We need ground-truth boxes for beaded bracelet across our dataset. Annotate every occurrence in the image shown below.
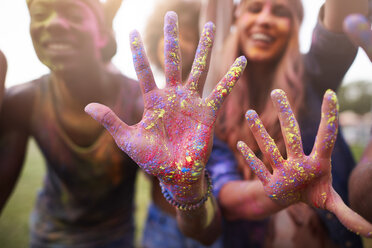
[160,171,213,211]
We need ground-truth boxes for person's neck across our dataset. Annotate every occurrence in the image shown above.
[246,61,277,109]
[51,63,113,109]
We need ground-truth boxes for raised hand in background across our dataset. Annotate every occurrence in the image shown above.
[237,89,372,238]
[85,11,246,205]
[344,14,372,61]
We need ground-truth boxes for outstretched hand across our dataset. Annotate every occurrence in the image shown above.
[0,50,7,109]
[237,89,372,238]
[343,14,372,61]
[85,12,246,204]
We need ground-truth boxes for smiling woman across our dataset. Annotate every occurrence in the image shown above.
[200,0,371,247]
[235,0,295,62]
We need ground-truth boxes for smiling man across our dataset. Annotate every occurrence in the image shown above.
[0,0,144,247]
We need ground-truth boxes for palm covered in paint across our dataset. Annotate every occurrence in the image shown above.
[85,12,246,203]
[238,89,372,237]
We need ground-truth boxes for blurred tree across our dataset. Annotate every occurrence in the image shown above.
[338,81,372,114]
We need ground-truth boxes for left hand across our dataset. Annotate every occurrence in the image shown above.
[85,12,246,204]
[237,89,372,238]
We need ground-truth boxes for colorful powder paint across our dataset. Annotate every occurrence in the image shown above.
[86,11,246,204]
[237,89,337,205]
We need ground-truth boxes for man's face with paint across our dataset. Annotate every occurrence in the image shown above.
[29,0,108,72]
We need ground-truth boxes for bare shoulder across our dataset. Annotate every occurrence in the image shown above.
[111,72,143,123]
[1,77,42,130]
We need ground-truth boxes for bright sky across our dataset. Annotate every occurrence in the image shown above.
[0,0,371,88]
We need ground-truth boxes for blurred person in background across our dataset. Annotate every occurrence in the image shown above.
[0,0,146,246]
[199,0,371,247]
[344,11,372,223]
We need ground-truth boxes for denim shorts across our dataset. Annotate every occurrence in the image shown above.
[142,204,223,248]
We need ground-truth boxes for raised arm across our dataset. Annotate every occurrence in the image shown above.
[0,129,29,214]
[348,135,372,223]
[343,12,372,223]
[0,50,6,108]
[0,63,32,214]
[324,0,368,32]
[200,0,235,96]
[237,89,372,238]
[85,12,246,244]
[199,0,233,50]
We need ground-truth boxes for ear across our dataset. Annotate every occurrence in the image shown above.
[234,2,242,19]
[97,28,110,49]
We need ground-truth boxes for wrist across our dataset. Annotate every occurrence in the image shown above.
[160,171,213,210]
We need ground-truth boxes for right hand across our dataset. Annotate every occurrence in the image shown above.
[85,12,246,204]
[343,14,372,61]
[0,50,7,108]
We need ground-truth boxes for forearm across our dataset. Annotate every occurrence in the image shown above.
[162,170,222,244]
[200,0,233,49]
[0,131,28,214]
[348,138,372,222]
[219,180,284,220]
[176,195,221,245]
[324,0,368,32]
[0,50,7,109]
[199,0,217,31]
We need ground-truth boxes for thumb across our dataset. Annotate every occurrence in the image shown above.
[326,188,372,238]
[85,103,132,148]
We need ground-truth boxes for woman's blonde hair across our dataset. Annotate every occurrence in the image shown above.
[214,0,304,179]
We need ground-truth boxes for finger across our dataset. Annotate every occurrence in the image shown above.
[85,103,133,151]
[205,56,246,116]
[245,110,284,169]
[326,188,372,238]
[237,141,271,184]
[186,22,215,95]
[164,11,182,87]
[312,90,338,159]
[343,14,372,61]
[271,89,304,158]
[0,51,7,108]
[130,30,157,94]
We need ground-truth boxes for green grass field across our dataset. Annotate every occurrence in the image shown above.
[0,140,370,247]
[0,139,151,247]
